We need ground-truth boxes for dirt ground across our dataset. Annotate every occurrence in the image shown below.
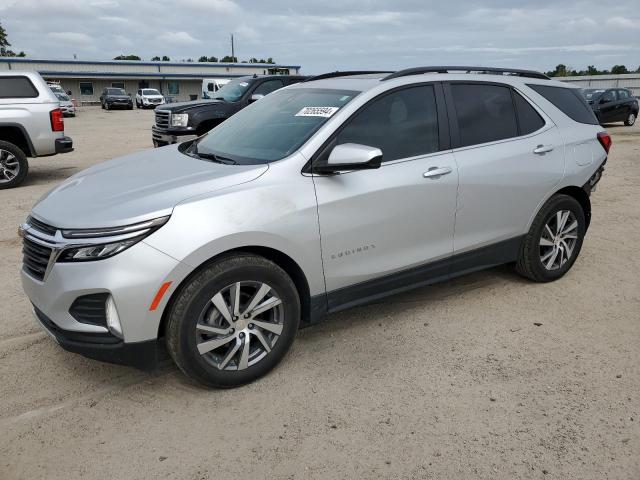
[0,107,638,480]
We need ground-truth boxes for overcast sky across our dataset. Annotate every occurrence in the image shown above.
[1,0,639,73]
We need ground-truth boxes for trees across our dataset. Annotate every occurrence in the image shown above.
[113,54,141,60]
[162,56,170,61]
[0,21,25,57]
[151,56,160,61]
[546,64,634,77]
[611,65,629,74]
[198,56,219,62]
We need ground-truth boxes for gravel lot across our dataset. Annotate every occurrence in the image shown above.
[0,106,638,479]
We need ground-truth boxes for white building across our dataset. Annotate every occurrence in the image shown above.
[0,58,302,104]
[557,73,640,97]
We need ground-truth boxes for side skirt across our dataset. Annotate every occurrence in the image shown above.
[305,235,524,325]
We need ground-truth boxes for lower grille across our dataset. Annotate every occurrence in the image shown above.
[34,306,120,345]
[155,110,170,129]
[69,293,109,328]
[22,237,52,281]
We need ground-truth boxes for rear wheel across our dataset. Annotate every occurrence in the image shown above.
[516,194,586,282]
[624,112,636,126]
[0,141,29,189]
[166,254,300,388]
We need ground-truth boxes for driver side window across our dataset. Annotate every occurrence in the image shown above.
[335,85,439,162]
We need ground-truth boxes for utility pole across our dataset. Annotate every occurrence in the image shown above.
[230,34,235,62]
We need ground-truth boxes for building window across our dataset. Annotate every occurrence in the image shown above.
[111,82,125,89]
[79,82,94,95]
[167,81,179,95]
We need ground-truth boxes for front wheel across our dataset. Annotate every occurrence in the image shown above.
[0,141,29,189]
[166,254,300,388]
[624,112,636,126]
[516,194,586,282]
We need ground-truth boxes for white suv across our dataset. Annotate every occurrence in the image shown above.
[19,67,609,387]
[135,88,165,109]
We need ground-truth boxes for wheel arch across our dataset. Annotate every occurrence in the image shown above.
[157,245,313,339]
[0,124,34,157]
[554,185,592,230]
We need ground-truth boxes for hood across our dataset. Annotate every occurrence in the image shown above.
[142,95,164,99]
[32,144,268,229]
[162,99,226,112]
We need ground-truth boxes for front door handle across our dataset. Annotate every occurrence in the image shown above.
[533,144,554,155]
[423,166,452,179]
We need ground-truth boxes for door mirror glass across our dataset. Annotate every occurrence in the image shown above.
[250,94,264,102]
[315,143,383,174]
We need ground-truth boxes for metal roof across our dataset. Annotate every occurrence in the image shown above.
[0,57,301,69]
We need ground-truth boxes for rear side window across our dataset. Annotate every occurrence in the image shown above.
[618,90,629,99]
[527,84,598,125]
[336,85,439,161]
[0,76,38,99]
[513,92,545,135]
[450,83,517,147]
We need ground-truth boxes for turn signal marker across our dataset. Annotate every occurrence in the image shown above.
[149,282,172,311]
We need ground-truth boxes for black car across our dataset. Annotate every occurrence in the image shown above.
[152,75,307,147]
[583,88,638,126]
[100,87,134,110]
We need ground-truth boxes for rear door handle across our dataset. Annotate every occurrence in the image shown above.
[533,144,554,155]
[423,166,453,179]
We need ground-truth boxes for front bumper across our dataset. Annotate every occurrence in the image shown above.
[55,136,73,154]
[151,125,196,147]
[21,238,190,367]
[34,306,158,370]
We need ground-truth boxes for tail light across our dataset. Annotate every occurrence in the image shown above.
[50,108,64,132]
[597,131,612,154]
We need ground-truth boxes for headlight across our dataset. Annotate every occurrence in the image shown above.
[171,113,189,127]
[57,216,169,262]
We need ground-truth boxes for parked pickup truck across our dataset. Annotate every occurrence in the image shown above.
[0,71,73,189]
[152,75,306,147]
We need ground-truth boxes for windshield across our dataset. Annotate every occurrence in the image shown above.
[107,88,126,95]
[55,93,70,101]
[143,89,161,95]
[582,89,605,100]
[211,78,252,102]
[190,87,359,164]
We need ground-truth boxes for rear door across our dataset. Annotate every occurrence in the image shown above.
[599,90,618,123]
[616,89,631,121]
[312,83,459,306]
[444,82,564,256]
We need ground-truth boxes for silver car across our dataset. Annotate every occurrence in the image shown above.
[19,67,610,387]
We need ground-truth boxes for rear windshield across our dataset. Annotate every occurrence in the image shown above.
[191,87,359,164]
[0,76,39,99]
[527,84,598,125]
[55,93,70,101]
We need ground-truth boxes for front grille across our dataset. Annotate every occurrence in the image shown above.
[27,216,57,236]
[155,110,170,129]
[69,293,109,328]
[22,237,52,281]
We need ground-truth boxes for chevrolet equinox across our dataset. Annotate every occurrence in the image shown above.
[19,67,610,387]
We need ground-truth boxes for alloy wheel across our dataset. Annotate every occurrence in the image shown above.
[628,113,636,125]
[539,210,578,271]
[0,149,20,184]
[196,281,284,371]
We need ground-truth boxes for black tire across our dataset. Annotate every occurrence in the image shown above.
[624,112,636,126]
[127,104,133,110]
[516,194,586,282]
[166,254,300,388]
[0,140,29,189]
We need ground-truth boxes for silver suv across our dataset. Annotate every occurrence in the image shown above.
[19,67,609,387]
[0,71,73,188]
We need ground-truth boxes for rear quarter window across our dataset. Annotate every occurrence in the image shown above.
[527,84,598,125]
[0,76,39,99]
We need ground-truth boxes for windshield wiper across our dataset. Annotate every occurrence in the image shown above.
[185,141,236,164]
[212,97,226,101]
[197,152,237,165]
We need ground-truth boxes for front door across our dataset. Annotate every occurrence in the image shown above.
[312,84,459,308]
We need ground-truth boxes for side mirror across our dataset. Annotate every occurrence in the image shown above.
[314,143,383,174]
[66,90,72,96]
[250,94,264,102]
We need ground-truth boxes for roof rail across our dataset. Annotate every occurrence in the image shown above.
[382,66,550,81]
[303,70,394,82]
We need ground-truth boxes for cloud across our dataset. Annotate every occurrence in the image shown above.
[47,32,95,46]
[177,0,239,14]
[606,16,640,29]
[160,31,201,45]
